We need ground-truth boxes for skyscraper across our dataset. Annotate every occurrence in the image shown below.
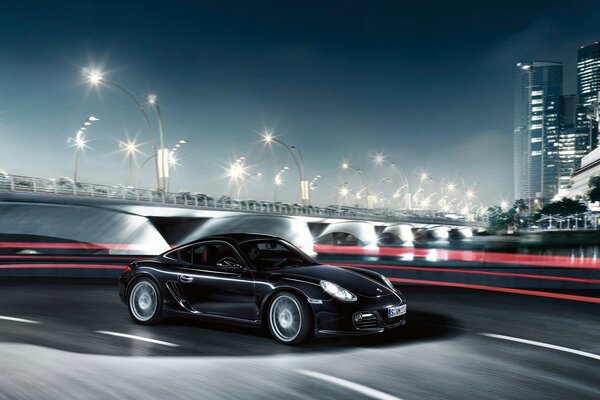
[558,94,592,192]
[513,62,563,201]
[574,42,600,163]
[577,42,600,108]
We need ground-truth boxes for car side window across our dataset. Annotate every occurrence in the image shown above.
[178,246,193,264]
[188,242,243,270]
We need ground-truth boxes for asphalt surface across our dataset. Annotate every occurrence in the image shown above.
[0,281,598,399]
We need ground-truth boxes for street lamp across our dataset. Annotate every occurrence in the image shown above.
[136,138,188,190]
[273,166,289,203]
[166,139,188,192]
[146,94,168,191]
[226,157,248,197]
[337,183,350,207]
[68,115,99,182]
[261,131,308,205]
[118,138,142,186]
[237,172,262,199]
[390,161,411,209]
[84,68,161,190]
[310,175,321,190]
[341,161,372,208]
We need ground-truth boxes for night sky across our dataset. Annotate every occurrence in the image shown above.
[1,0,599,206]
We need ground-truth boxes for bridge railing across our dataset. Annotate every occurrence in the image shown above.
[0,174,480,226]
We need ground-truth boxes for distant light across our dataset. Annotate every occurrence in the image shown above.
[261,131,274,143]
[75,137,86,148]
[84,121,92,126]
[147,94,158,105]
[373,153,385,164]
[227,162,246,180]
[257,172,262,177]
[87,116,100,121]
[341,162,349,169]
[339,187,349,197]
[169,152,178,166]
[87,69,103,85]
[175,143,181,148]
[118,139,141,156]
[178,139,188,144]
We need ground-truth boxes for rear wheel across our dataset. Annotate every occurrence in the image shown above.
[128,278,163,324]
[268,292,312,344]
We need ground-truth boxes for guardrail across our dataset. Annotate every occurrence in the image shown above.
[0,174,482,226]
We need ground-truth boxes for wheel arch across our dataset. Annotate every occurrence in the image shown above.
[125,271,162,302]
[260,286,316,328]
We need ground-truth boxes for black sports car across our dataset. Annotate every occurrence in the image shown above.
[119,233,407,344]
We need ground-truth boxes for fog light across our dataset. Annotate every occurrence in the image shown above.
[353,313,363,322]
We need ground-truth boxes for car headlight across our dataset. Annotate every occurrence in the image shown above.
[381,275,395,291]
[320,280,357,302]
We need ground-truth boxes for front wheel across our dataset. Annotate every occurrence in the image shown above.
[128,278,163,324]
[268,292,312,344]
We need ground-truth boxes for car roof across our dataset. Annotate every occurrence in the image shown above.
[187,232,282,245]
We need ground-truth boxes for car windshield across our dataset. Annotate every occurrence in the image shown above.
[239,239,316,270]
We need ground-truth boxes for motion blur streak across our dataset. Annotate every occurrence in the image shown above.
[0,242,149,250]
[95,331,179,347]
[388,277,600,303]
[315,245,600,268]
[0,315,40,324]
[297,370,402,400]
[0,255,140,260]
[481,333,600,361]
[0,263,126,270]
[2,241,600,269]
[329,262,600,284]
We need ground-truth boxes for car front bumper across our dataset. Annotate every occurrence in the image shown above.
[311,291,406,336]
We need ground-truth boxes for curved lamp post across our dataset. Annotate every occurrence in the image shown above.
[237,172,262,199]
[341,162,373,208]
[68,115,99,182]
[85,69,161,190]
[261,132,308,205]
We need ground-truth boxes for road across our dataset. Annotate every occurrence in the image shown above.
[0,282,598,399]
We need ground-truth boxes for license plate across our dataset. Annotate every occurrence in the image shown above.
[388,304,407,318]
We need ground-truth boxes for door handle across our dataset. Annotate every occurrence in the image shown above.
[179,274,193,283]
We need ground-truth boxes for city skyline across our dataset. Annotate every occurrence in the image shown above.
[513,41,600,203]
[2,1,600,206]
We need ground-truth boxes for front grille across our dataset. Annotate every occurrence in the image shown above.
[353,312,382,330]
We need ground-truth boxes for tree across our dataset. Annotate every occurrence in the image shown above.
[486,206,516,232]
[590,187,600,202]
[588,176,600,189]
[537,197,587,217]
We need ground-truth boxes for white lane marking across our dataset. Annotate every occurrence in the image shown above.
[95,331,179,347]
[481,333,600,361]
[0,315,40,324]
[297,369,402,400]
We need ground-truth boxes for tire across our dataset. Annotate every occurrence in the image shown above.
[267,291,312,345]
[128,278,163,325]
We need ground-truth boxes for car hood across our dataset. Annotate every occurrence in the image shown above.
[269,264,393,298]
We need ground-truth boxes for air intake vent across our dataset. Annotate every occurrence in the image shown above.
[353,312,382,330]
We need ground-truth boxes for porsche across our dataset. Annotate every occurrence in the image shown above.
[119,233,406,344]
